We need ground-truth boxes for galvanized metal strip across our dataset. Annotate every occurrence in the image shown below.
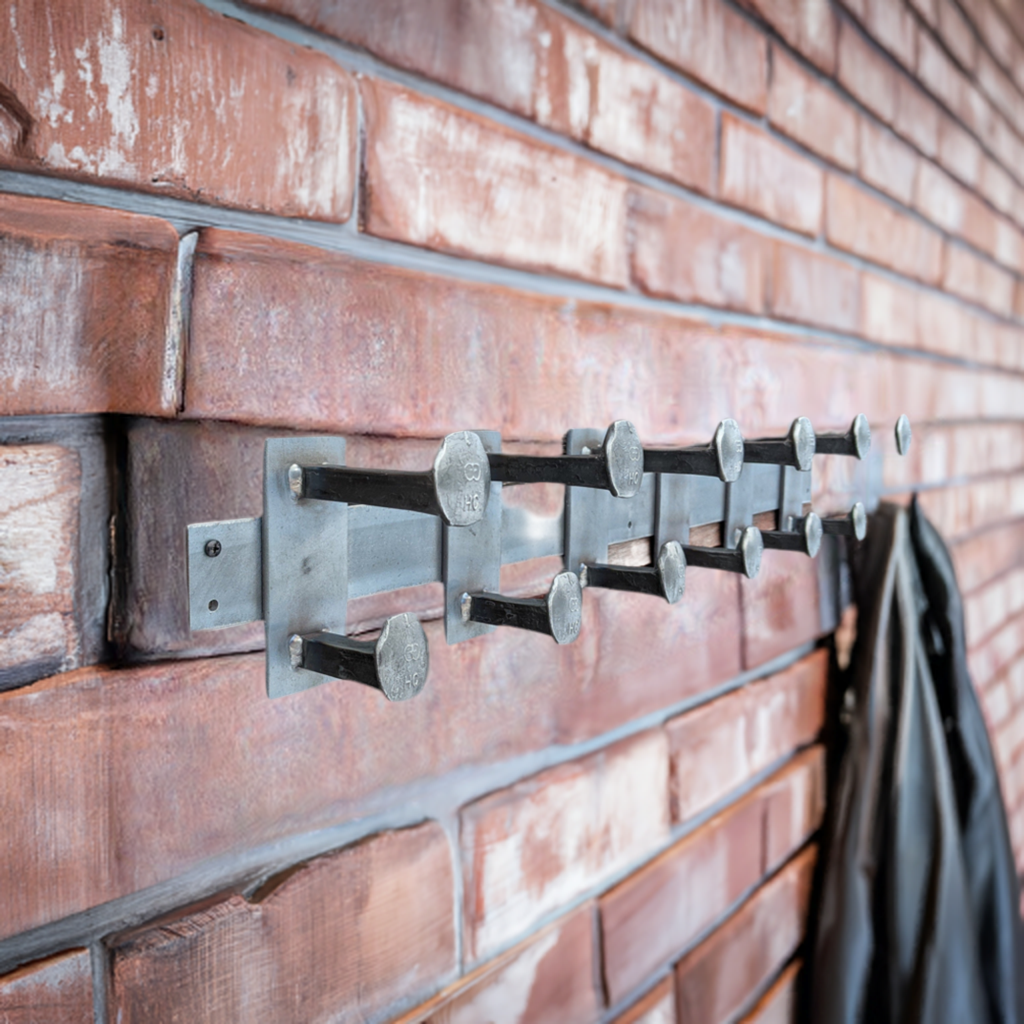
[187,516,262,630]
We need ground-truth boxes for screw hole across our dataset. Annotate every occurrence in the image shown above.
[208,599,219,612]
[627,520,633,530]
[152,26,165,39]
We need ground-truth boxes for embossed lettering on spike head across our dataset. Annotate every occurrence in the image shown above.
[433,431,491,527]
[789,417,816,472]
[375,613,429,701]
[714,418,744,483]
[740,527,763,579]
[602,420,644,498]
[657,541,687,604]
[547,571,583,644]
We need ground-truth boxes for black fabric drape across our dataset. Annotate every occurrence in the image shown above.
[808,500,1023,1024]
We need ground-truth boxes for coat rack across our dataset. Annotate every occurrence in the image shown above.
[187,415,912,699]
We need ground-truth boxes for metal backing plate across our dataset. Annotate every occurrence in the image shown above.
[264,436,348,698]
[443,430,502,643]
[187,516,262,630]
[564,428,613,573]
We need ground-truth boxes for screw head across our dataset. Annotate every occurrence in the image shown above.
[714,419,744,483]
[375,613,429,701]
[204,539,222,558]
[547,571,583,645]
[895,414,912,456]
[789,417,816,472]
[657,541,687,604]
[803,512,823,558]
[850,414,871,460]
[850,501,868,541]
[740,527,763,579]
[287,463,304,498]
[433,431,491,527]
[603,420,643,498]
[288,634,304,670]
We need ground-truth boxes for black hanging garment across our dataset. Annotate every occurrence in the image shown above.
[808,499,1024,1024]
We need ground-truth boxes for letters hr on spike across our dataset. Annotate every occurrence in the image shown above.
[187,414,911,700]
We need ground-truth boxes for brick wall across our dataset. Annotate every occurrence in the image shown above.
[1,0,1023,1020]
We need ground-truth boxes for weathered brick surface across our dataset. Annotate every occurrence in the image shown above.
[0,949,93,1024]
[599,747,824,1005]
[916,473,1024,539]
[461,730,670,962]
[965,566,1024,647]
[110,824,456,1024]
[742,550,823,669]
[361,80,630,286]
[768,48,856,169]
[838,19,898,123]
[859,118,919,205]
[668,650,827,823]
[0,0,355,219]
[719,115,824,235]
[739,0,837,72]
[952,520,1024,593]
[674,846,815,1024]
[0,445,81,688]
[394,905,602,1024]
[628,0,768,112]
[0,193,176,418]
[612,976,676,1024]
[826,175,944,284]
[737,960,801,1023]
[768,242,861,333]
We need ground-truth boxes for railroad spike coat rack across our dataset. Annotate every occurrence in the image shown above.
[187,414,912,700]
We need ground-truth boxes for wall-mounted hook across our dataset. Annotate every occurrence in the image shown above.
[895,415,912,455]
[684,526,763,579]
[292,431,490,527]
[643,419,744,483]
[461,571,583,644]
[804,501,867,541]
[761,512,823,557]
[580,540,686,604]
[488,421,643,498]
[815,414,871,459]
[743,417,815,471]
[289,613,429,701]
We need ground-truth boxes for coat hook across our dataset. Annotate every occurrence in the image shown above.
[743,417,815,471]
[761,511,823,556]
[487,421,643,498]
[683,526,763,579]
[643,419,744,483]
[580,541,686,604]
[461,571,583,644]
[815,413,871,459]
[291,431,490,527]
[895,415,912,455]
[800,502,867,541]
[289,613,429,701]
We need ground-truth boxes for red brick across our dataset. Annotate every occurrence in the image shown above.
[965,566,1024,647]
[909,0,938,25]
[916,473,1024,539]
[0,0,355,219]
[719,115,823,235]
[938,118,984,187]
[612,976,676,1024]
[993,216,1024,273]
[629,189,768,313]
[0,445,81,688]
[742,549,822,669]
[914,160,971,236]
[461,730,669,961]
[110,824,455,1024]
[599,748,823,1005]
[914,290,976,359]
[768,47,856,169]
[0,949,93,1024]
[978,50,1022,129]
[959,0,1017,69]
[855,0,918,68]
[937,0,978,70]
[397,906,602,1024]
[668,650,827,823]
[953,520,1024,593]
[0,193,176,417]
[860,273,918,347]
[859,119,919,205]
[361,80,629,287]
[943,244,1015,316]
[826,175,943,283]
[838,20,898,123]
[738,960,801,1023]
[895,77,941,156]
[576,0,619,24]
[917,30,967,116]
[675,847,815,1024]
[738,0,838,73]
[628,0,769,112]
[768,242,861,333]
[969,611,1024,690]
[761,749,826,870]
